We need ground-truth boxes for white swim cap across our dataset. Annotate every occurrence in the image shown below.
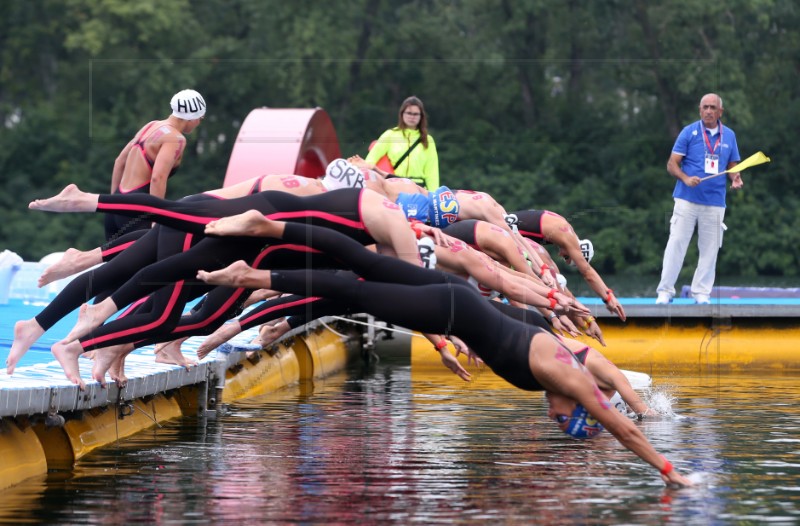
[579,239,594,263]
[563,238,595,267]
[322,158,366,191]
[170,89,206,120]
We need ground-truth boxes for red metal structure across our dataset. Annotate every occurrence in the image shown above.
[223,107,342,188]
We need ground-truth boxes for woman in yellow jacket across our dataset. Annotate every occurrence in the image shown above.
[365,96,439,191]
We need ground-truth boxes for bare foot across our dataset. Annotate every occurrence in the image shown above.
[90,344,135,387]
[108,353,129,387]
[6,319,45,375]
[257,319,291,347]
[155,338,196,368]
[28,184,98,213]
[204,210,282,237]
[197,260,257,288]
[108,362,128,387]
[243,288,280,307]
[38,247,101,286]
[65,301,115,342]
[51,340,86,390]
[197,322,242,359]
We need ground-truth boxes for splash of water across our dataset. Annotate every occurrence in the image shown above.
[685,471,712,486]
[645,388,682,419]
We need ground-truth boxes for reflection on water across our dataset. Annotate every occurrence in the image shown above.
[1,356,799,525]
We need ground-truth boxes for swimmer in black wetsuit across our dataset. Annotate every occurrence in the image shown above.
[6,194,214,375]
[161,215,585,363]
[10,177,300,375]
[28,182,422,383]
[12,169,355,379]
[30,183,420,265]
[189,215,690,486]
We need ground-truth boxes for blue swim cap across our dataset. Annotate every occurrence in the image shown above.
[428,186,460,227]
[396,193,430,223]
[556,403,605,439]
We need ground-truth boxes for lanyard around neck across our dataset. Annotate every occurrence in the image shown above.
[700,122,722,154]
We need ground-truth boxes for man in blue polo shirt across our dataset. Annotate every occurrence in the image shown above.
[656,93,742,305]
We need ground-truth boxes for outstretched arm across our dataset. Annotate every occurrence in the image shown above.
[572,344,650,415]
[530,332,690,486]
[562,238,625,321]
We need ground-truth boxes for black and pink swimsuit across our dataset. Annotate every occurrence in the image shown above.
[510,210,561,245]
[104,123,180,240]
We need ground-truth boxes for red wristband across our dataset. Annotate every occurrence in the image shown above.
[409,220,423,240]
[547,288,557,299]
[541,264,549,276]
[549,298,557,310]
[659,455,673,476]
[435,339,448,351]
[603,289,614,304]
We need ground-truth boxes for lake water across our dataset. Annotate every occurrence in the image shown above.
[1,346,798,525]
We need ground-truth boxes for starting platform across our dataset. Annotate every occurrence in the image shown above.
[0,317,363,491]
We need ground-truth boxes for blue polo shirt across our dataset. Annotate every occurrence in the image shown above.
[672,120,740,207]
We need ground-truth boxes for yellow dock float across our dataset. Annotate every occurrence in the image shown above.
[4,298,800,491]
[0,318,361,491]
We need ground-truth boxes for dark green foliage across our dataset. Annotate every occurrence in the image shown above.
[1,0,798,285]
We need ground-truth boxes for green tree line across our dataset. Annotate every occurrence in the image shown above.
[1,0,798,292]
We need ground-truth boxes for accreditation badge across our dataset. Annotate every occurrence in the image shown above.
[705,153,720,174]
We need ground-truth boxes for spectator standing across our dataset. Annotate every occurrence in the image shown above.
[365,96,439,191]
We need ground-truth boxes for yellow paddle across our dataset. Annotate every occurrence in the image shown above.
[700,151,771,181]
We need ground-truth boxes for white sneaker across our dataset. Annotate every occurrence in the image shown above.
[655,292,672,305]
[694,294,710,305]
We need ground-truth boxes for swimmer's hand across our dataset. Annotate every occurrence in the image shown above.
[603,293,627,322]
[583,320,606,346]
[450,335,483,367]
[552,315,581,338]
[346,155,370,169]
[437,343,471,381]
[417,224,449,247]
[554,294,591,315]
[662,469,693,487]
[538,271,557,289]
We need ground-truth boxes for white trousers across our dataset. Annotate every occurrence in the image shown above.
[657,198,726,298]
